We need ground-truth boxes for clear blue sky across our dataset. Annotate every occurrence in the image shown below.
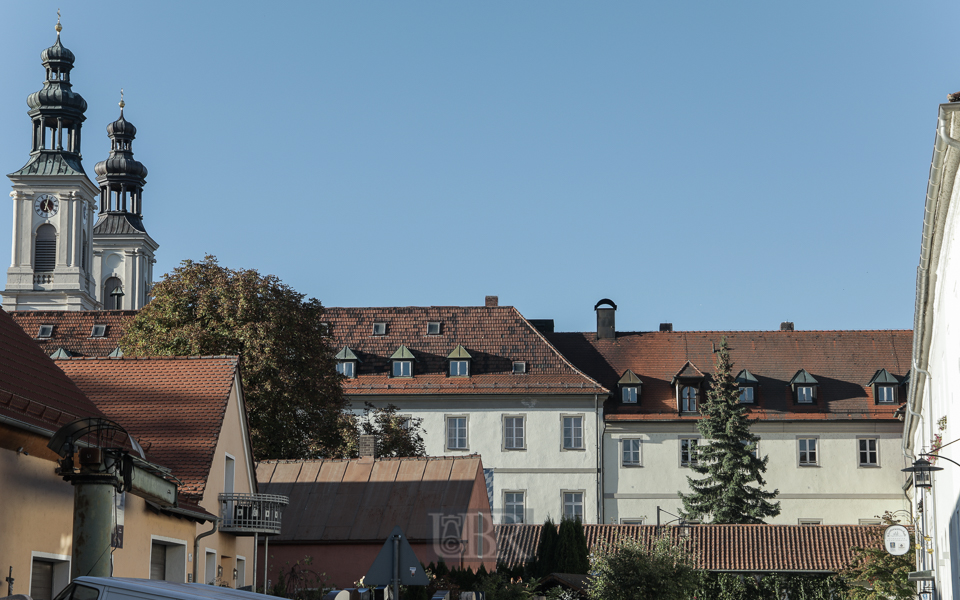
[0,2,953,332]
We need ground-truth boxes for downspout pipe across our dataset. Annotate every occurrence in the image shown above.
[193,519,219,584]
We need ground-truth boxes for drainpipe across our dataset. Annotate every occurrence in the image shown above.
[596,394,602,524]
[193,519,219,584]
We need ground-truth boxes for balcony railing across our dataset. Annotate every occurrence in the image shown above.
[218,493,289,535]
[34,273,53,286]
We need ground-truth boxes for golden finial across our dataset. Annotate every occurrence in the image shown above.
[56,9,62,35]
[119,88,125,115]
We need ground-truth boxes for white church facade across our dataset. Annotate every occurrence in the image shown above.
[2,24,157,312]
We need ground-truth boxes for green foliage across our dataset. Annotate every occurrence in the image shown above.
[346,402,426,458]
[841,512,916,600]
[476,573,541,600]
[587,534,698,600]
[120,256,347,459]
[534,518,560,577]
[692,572,847,600]
[554,517,589,574]
[266,557,332,600]
[679,337,780,524]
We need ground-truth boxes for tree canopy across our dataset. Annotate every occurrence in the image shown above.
[679,337,780,524]
[120,255,347,459]
[588,534,698,600]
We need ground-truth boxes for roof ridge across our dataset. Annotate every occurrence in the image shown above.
[511,307,608,393]
[55,354,239,361]
[558,329,914,334]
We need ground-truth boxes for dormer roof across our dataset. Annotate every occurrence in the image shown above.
[389,345,416,361]
[866,368,899,386]
[447,345,472,360]
[618,370,642,385]
[672,361,705,384]
[335,346,360,361]
[788,369,819,386]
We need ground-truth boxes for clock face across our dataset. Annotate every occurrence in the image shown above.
[34,194,59,218]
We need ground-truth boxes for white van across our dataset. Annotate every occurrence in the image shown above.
[54,578,273,600]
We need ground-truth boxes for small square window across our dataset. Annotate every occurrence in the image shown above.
[859,438,879,466]
[797,386,814,404]
[449,360,469,377]
[563,416,584,450]
[622,387,638,404]
[680,437,699,467]
[512,361,527,374]
[739,387,754,403]
[392,360,412,377]
[37,324,54,338]
[503,492,525,524]
[426,322,441,335]
[622,439,641,467]
[372,322,387,336]
[446,416,468,450]
[504,416,525,450]
[877,385,896,403]
[798,438,818,466]
[90,324,107,338]
[336,361,355,378]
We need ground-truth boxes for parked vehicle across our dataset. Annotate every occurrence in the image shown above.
[54,578,271,600]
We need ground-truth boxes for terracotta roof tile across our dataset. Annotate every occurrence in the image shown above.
[546,330,911,421]
[0,308,108,435]
[55,356,239,503]
[10,310,135,357]
[325,306,605,395]
[496,524,883,572]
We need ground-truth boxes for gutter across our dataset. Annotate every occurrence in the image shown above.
[193,519,219,584]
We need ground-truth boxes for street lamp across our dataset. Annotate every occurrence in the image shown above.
[902,457,944,489]
[656,506,691,538]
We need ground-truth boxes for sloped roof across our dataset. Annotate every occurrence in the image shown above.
[10,310,136,357]
[10,150,86,176]
[496,524,884,572]
[324,306,605,395]
[257,455,485,542]
[546,330,911,421]
[0,306,109,436]
[56,356,240,503]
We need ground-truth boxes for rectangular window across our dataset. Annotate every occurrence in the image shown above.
[798,438,818,466]
[90,324,107,338]
[392,360,412,377]
[680,438,699,467]
[877,386,896,403]
[336,361,355,378]
[797,386,814,404]
[503,416,525,450]
[622,439,641,466]
[622,387,638,403]
[859,438,879,466]
[621,519,644,525]
[562,491,584,520]
[562,416,583,450]
[504,492,525,524]
[372,322,387,336]
[38,325,53,338]
[446,416,468,450]
[681,386,698,412]
[799,519,823,525]
[512,361,526,374]
[739,387,754,403]
[449,360,469,376]
[741,439,758,458]
[859,519,882,525]
[427,321,441,335]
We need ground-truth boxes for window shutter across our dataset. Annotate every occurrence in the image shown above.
[35,225,56,272]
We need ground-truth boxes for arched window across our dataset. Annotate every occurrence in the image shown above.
[104,277,123,310]
[35,224,56,272]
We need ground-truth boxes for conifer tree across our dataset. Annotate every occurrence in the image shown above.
[534,517,559,576]
[679,337,780,524]
[555,517,590,574]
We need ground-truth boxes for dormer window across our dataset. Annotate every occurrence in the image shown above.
[789,369,819,405]
[427,322,442,335]
[335,347,360,379]
[672,361,705,413]
[618,370,642,404]
[735,369,759,404]
[447,345,472,377]
[372,322,387,336]
[512,361,527,374]
[37,325,54,339]
[90,324,107,338]
[867,368,900,404]
[390,345,415,377]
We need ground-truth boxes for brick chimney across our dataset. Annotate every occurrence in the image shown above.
[485,296,498,307]
[359,434,376,462]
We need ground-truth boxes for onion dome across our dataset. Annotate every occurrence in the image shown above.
[94,109,148,180]
[25,20,87,119]
[40,36,75,66]
[106,111,137,140]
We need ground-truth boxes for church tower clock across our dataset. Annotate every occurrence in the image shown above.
[2,18,98,310]
[91,94,158,310]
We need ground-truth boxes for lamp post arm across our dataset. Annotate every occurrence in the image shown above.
[920,452,960,470]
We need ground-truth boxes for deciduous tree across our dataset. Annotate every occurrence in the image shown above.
[587,534,698,600]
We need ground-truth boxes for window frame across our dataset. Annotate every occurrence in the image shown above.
[392,360,412,378]
[797,437,819,467]
[502,490,526,524]
[90,324,107,338]
[561,414,585,451]
[445,415,469,451]
[426,321,441,335]
[502,414,526,451]
[372,322,387,336]
[739,386,755,404]
[798,519,823,525]
[679,436,699,467]
[336,361,356,378]
[858,437,879,467]
[621,438,642,467]
[681,385,698,412]
[796,385,815,404]
[512,361,527,374]
[38,324,54,339]
[561,490,585,520]
[622,386,639,404]
[449,360,470,377]
[876,385,897,404]
[620,518,645,525]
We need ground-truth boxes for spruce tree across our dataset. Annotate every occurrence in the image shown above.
[534,517,559,576]
[679,337,781,524]
[554,516,590,574]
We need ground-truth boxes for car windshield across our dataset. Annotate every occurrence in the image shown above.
[54,584,99,600]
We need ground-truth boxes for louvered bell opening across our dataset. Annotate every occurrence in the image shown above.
[35,225,56,272]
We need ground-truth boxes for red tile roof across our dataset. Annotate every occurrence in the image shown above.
[257,455,486,542]
[9,310,135,357]
[0,307,109,435]
[325,306,605,395]
[546,330,911,421]
[55,356,240,503]
[497,524,884,572]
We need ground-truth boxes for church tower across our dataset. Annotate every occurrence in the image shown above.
[91,95,158,310]
[2,18,99,310]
